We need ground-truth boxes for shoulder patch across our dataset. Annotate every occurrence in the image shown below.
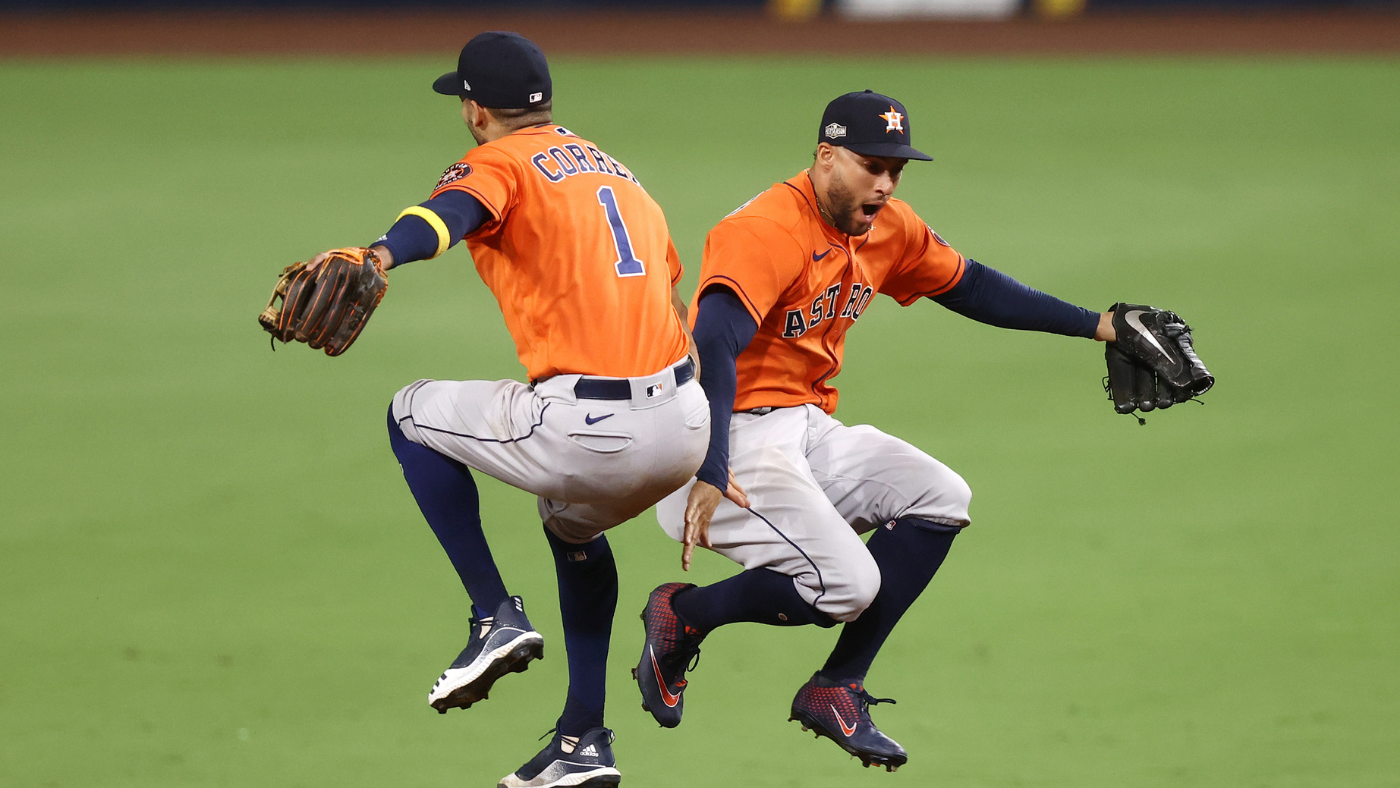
[927,224,951,247]
[435,162,473,190]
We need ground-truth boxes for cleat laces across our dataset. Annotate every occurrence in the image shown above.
[853,686,896,717]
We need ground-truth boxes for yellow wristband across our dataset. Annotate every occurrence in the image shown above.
[396,206,452,260]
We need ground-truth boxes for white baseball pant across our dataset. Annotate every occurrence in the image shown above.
[656,404,971,622]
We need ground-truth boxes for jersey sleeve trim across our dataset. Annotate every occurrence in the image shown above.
[894,254,967,306]
[697,274,765,328]
[396,206,451,259]
[432,183,503,229]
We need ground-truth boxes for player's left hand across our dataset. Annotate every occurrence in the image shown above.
[681,469,749,571]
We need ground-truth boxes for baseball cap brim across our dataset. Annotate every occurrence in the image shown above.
[433,71,465,96]
[843,141,933,162]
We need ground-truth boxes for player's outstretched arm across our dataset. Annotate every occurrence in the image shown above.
[930,259,1102,338]
[927,261,1211,418]
[303,191,488,275]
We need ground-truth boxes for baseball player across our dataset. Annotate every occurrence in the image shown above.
[633,90,1206,772]
[301,33,708,788]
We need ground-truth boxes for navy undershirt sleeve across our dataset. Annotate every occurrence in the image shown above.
[371,190,488,268]
[692,289,759,491]
[932,259,1099,338]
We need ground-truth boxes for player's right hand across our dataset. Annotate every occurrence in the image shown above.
[681,470,749,572]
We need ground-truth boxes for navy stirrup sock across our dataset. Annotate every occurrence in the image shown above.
[545,526,617,736]
[387,408,509,616]
[819,518,961,685]
[672,567,837,632]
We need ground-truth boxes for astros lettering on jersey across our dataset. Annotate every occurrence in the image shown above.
[694,172,965,413]
[430,125,689,382]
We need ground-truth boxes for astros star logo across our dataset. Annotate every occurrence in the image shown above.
[880,107,904,133]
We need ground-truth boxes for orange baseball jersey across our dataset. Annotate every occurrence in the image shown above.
[430,125,688,381]
[694,172,965,414]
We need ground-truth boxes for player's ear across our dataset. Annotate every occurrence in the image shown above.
[463,99,484,130]
[814,143,836,172]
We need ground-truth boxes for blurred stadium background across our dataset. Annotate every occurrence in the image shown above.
[1,1,1396,788]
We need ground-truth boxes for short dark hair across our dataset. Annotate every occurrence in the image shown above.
[484,101,554,130]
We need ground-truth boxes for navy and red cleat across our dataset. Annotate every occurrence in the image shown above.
[789,673,907,772]
[631,582,705,728]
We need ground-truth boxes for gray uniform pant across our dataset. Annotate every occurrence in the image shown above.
[393,359,710,543]
[656,405,971,622]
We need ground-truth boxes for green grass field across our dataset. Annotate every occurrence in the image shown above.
[2,55,1397,787]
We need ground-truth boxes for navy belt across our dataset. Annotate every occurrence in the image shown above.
[574,358,694,401]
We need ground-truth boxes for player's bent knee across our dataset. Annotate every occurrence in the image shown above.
[905,465,973,528]
[818,556,882,623]
[945,472,973,520]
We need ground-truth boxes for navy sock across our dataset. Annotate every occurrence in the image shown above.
[545,526,617,736]
[672,568,837,633]
[387,407,509,616]
[819,519,960,684]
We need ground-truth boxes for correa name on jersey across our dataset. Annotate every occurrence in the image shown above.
[530,128,640,186]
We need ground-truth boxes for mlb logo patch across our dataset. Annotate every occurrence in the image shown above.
[646,382,665,398]
[529,91,544,103]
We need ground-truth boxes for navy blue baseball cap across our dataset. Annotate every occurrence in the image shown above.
[818,90,931,161]
[432,31,552,110]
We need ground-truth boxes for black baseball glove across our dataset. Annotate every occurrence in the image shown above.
[1103,302,1213,422]
[258,247,388,357]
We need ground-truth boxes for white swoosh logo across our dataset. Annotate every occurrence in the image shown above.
[1124,310,1170,359]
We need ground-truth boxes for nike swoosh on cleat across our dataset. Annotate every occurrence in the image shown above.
[650,646,682,707]
[584,413,614,425]
[1124,310,1171,359]
[812,250,831,262]
[832,705,858,737]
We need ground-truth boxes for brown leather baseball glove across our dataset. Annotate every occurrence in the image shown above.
[258,247,388,357]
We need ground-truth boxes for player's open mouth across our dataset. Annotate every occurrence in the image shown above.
[860,203,883,218]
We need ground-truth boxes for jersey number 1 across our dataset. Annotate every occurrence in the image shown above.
[597,186,645,278]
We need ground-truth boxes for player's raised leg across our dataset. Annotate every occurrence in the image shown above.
[807,419,969,687]
[642,406,877,727]
[788,418,970,769]
[387,408,545,713]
